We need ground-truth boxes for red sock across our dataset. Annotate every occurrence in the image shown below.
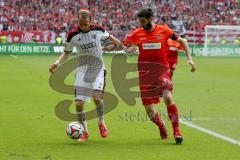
[167,104,179,130]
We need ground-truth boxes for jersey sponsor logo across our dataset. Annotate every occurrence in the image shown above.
[80,42,97,50]
[142,43,161,50]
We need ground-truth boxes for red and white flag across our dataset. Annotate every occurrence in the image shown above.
[23,32,34,43]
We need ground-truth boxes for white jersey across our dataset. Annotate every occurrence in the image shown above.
[64,25,110,73]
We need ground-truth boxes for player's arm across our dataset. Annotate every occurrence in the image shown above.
[123,45,137,55]
[49,51,70,73]
[174,36,196,72]
[103,35,123,51]
[49,35,74,73]
[122,31,138,55]
[49,31,75,73]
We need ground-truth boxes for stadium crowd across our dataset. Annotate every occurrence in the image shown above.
[0,0,239,40]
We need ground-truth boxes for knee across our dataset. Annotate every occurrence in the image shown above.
[76,101,84,111]
[163,92,174,106]
[164,98,171,106]
[145,107,155,121]
[93,92,103,106]
[93,97,102,106]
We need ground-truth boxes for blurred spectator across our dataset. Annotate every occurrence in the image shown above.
[0,33,7,43]
[56,35,63,44]
[0,0,239,41]
[0,23,3,31]
[31,35,37,43]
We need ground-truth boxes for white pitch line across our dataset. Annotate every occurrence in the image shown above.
[180,119,240,146]
[10,55,18,59]
[191,117,240,121]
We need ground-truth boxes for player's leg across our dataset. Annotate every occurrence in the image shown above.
[74,71,92,141]
[169,69,174,78]
[76,100,87,131]
[142,98,168,139]
[92,90,109,138]
[92,70,109,138]
[93,91,105,125]
[75,100,89,141]
[139,68,168,139]
[163,91,183,144]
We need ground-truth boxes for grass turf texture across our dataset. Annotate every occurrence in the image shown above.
[0,55,240,160]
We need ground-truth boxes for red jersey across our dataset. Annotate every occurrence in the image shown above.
[123,25,176,105]
[167,39,184,64]
[123,24,174,67]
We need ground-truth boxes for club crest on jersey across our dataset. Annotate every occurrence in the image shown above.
[156,34,161,40]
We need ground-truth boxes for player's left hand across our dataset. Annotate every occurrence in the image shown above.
[49,63,58,73]
[188,60,196,72]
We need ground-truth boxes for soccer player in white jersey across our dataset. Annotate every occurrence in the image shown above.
[49,9,122,142]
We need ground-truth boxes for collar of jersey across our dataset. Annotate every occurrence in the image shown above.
[143,24,157,33]
[77,25,95,33]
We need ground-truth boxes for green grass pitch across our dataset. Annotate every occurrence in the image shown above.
[0,55,240,160]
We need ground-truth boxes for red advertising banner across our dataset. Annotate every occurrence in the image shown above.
[0,31,54,43]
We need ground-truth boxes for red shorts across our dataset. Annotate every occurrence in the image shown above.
[139,71,173,106]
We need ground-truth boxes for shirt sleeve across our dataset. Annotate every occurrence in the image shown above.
[164,25,179,40]
[170,33,179,40]
[178,43,184,50]
[164,25,174,38]
[64,41,74,53]
[99,30,110,40]
[64,32,75,53]
[122,30,138,47]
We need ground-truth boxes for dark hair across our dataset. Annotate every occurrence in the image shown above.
[137,8,153,19]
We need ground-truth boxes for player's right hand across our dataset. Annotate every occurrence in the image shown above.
[103,43,117,51]
[124,46,137,56]
[188,60,196,72]
[49,63,58,73]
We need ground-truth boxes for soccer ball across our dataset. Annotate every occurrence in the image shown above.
[66,122,84,139]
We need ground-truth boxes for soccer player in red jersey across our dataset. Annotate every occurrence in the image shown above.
[167,31,185,78]
[123,8,196,144]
